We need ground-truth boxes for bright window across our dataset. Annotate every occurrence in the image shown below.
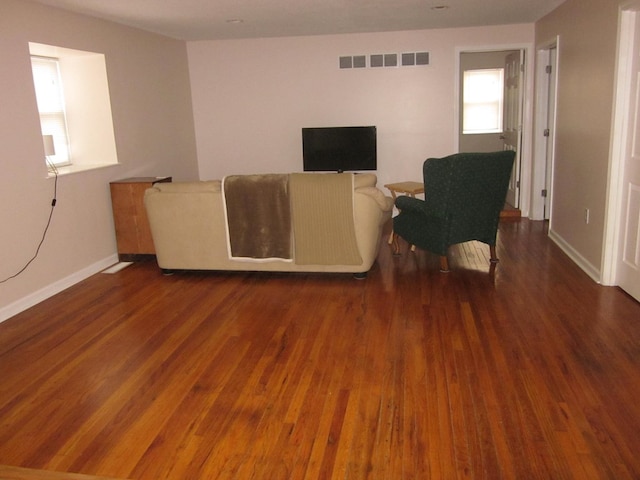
[463,68,504,134]
[31,56,71,167]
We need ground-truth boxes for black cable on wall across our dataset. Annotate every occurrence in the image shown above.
[0,162,58,284]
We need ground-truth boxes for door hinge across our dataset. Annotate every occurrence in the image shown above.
[544,128,550,137]
[542,189,548,197]
[516,180,521,188]
[546,64,552,74]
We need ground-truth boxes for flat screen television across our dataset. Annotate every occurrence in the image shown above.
[302,126,377,172]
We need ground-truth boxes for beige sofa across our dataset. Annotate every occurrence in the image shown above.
[144,173,393,277]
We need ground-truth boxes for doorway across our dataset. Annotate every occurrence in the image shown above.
[458,49,525,210]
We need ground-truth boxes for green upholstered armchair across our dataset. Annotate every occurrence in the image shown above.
[392,151,515,272]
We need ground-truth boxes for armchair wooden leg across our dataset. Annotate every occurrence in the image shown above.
[391,233,401,256]
[439,256,450,273]
[489,245,499,264]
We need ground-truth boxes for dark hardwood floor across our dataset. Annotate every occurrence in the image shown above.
[1,219,639,479]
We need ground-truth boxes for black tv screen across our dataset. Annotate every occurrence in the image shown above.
[302,126,377,172]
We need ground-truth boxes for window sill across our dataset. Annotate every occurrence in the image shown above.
[462,131,504,135]
[47,163,119,178]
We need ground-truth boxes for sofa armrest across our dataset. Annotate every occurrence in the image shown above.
[353,186,393,266]
[356,186,394,211]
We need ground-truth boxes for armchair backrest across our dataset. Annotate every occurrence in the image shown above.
[422,150,515,245]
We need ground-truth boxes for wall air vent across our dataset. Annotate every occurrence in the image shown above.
[415,52,430,65]
[339,56,353,69]
[370,54,384,68]
[384,53,398,67]
[340,51,430,69]
[339,55,368,69]
[402,53,415,66]
[401,52,430,66]
[353,55,366,68]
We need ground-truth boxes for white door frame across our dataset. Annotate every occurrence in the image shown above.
[531,38,560,222]
[602,1,640,285]
[454,43,534,218]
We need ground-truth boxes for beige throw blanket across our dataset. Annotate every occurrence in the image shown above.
[289,173,362,265]
[223,174,292,260]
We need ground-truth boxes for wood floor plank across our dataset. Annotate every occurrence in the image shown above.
[0,465,128,480]
[1,220,640,479]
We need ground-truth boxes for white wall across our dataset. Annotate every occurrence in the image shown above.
[188,24,534,190]
[0,0,199,321]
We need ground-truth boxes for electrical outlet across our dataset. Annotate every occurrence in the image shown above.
[584,208,590,224]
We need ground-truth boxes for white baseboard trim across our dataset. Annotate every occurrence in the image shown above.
[0,254,119,324]
[548,229,601,283]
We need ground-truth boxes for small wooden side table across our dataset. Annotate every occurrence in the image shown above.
[384,181,425,251]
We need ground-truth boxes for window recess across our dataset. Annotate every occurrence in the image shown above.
[29,42,118,176]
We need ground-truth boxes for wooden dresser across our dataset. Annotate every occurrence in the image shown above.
[109,176,171,259]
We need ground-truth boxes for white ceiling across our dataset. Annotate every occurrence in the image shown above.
[31,0,566,41]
